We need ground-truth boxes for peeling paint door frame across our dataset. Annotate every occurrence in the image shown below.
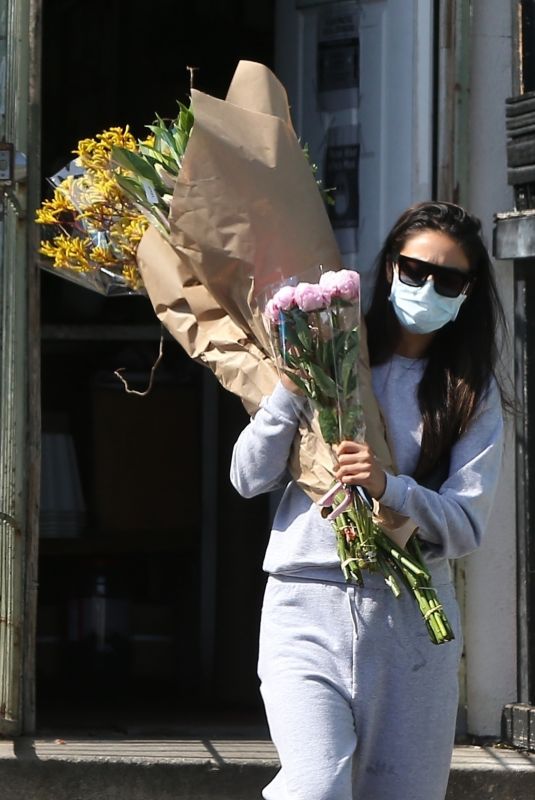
[434,0,473,738]
[0,0,41,736]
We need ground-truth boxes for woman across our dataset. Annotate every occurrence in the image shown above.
[230,202,506,800]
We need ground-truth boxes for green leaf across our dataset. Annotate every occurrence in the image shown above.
[114,173,148,204]
[282,370,311,398]
[315,338,326,369]
[178,102,194,133]
[146,123,165,138]
[283,352,301,370]
[154,112,169,131]
[340,344,359,395]
[146,120,175,157]
[318,407,339,444]
[139,146,179,176]
[141,103,193,173]
[278,316,300,351]
[333,329,347,358]
[308,363,338,399]
[293,312,313,351]
[111,146,163,188]
[340,406,363,440]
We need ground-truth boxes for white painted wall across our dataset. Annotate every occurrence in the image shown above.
[276,0,518,740]
[463,0,517,737]
[275,0,434,307]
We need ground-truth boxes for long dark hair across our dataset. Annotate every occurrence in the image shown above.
[365,201,508,482]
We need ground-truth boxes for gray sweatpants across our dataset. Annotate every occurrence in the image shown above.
[258,574,463,800]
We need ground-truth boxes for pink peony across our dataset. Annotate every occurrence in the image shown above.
[319,269,360,302]
[272,285,296,311]
[264,298,280,323]
[294,282,328,312]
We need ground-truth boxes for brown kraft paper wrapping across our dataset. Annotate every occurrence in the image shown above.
[136,61,416,548]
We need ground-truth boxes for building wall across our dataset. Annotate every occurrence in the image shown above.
[464,0,517,737]
[276,0,519,740]
[275,0,434,304]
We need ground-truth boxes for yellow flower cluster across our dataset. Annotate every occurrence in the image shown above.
[35,187,75,225]
[74,126,137,172]
[40,234,92,273]
[37,126,148,291]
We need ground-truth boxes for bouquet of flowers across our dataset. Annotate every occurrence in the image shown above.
[36,102,196,295]
[37,96,328,298]
[36,127,149,295]
[263,269,454,645]
[37,60,436,642]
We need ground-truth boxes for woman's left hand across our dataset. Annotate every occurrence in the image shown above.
[334,440,387,500]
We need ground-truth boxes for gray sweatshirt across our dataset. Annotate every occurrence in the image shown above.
[230,354,504,585]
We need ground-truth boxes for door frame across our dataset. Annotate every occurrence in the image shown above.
[0,0,41,736]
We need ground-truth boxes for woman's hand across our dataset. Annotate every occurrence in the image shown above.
[334,440,387,500]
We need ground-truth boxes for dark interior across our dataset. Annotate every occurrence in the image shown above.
[37,0,275,732]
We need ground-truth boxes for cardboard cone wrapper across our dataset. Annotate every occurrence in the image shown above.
[136,61,416,548]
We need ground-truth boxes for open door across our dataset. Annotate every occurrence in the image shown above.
[0,0,41,735]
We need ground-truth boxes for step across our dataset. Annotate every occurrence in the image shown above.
[0,735,534,799]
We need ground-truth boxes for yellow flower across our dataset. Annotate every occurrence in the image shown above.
[121,262,144,291]
[74,127,137,172]
[35,189,75,225]
[90,245,115,266]
[38,125,149,291]
[123,216,148,243]
[140,134,156,148]
[39,234,93,272]
[107,215,147,261]
[39,240,60,259]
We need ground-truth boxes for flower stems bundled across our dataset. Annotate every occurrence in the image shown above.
[264,269,454,644]
[325,486,454,644]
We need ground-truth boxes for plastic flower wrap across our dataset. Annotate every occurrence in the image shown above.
[263,267,454,645]
[264,268,364,445]
[37,127,148,295]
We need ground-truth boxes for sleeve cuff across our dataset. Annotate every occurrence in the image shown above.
[379,472,408,513]
[262,380,307,423]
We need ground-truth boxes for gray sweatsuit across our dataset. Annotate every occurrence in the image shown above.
[230,354,504,800]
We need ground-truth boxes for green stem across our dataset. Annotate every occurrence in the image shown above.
[330,494,454,644]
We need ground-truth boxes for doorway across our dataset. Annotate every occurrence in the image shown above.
[36,0,274,732]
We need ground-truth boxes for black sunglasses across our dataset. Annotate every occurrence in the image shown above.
[395,253,475,298]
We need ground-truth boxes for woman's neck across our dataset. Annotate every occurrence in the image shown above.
[395,328,435,359]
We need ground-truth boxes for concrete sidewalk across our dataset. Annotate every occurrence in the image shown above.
[0,735,534,799]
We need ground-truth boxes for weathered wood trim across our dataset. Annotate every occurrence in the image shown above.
[22,0,42,735]
[0,0,36,737]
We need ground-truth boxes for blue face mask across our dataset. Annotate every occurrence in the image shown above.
[389,268,467,334]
